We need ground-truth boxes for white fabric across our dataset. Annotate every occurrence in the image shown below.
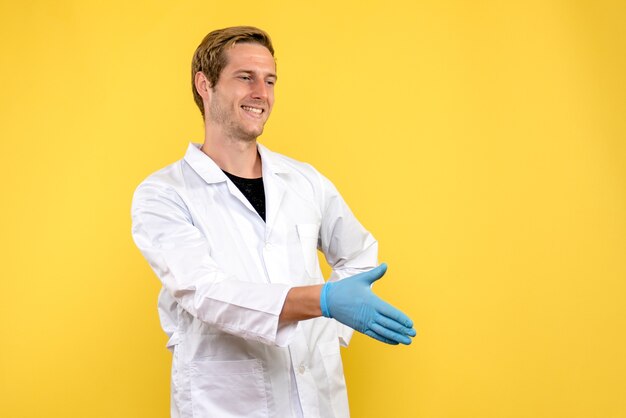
[131,142,378,418]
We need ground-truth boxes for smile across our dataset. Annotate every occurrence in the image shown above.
[241,105,263,115]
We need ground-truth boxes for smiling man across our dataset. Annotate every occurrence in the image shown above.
[131,26,416,418]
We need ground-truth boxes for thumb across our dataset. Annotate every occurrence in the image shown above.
[361,263,388,286]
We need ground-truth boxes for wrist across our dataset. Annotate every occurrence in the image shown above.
[279,284,324,323]
[320,282,332,318]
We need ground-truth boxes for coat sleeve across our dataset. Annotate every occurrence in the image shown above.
[315,171,380,347]
[131,181,297,347]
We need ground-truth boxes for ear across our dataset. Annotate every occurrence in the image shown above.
[194,71,212,102]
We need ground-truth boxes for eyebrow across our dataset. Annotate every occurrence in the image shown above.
[234,69,278,80]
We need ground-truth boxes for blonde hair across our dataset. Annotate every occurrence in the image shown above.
[191,26,275,117]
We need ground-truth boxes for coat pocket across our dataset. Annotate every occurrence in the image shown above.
[296,223,321,278]
[190,358,270,418]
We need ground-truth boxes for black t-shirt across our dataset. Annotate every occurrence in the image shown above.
[223,170,266,222]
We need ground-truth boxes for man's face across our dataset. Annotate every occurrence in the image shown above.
[207,42,276,142]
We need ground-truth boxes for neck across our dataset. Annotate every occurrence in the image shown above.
[201,129,262,179]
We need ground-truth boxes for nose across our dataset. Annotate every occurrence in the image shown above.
[251,78,269,101]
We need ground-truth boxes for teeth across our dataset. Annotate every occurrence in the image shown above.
[242,106,262,114]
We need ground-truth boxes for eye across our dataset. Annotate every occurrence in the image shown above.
[240,76,251,81]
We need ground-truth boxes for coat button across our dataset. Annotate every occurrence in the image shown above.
[298,364,306,374]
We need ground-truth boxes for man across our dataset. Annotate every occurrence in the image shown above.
[132,26,415,418]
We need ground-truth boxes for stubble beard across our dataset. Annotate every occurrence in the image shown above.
[208,96,264,144]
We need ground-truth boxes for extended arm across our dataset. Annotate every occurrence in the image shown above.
[280,264,416,345]
[132,168,415,347]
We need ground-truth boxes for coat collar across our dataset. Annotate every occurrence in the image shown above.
[183,142,289,185]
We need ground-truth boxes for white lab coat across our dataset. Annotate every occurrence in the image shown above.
[131,143,378,418]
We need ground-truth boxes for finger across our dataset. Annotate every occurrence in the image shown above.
[364,329,400,345]
[370,322,412,345]
[375,298,414,329]
[374,313,417,337]
[361,263,387,285]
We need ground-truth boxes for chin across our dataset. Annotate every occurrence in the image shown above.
[238,129,263,142]
[244,126,265,140]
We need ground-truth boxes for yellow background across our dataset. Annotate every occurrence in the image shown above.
[1,1,625,417]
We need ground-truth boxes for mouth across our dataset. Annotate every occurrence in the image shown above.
[241,105,264,116]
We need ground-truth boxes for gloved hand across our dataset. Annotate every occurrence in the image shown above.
[320,263,416,345]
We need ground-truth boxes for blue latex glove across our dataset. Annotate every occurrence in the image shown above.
[320,263,416,345]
